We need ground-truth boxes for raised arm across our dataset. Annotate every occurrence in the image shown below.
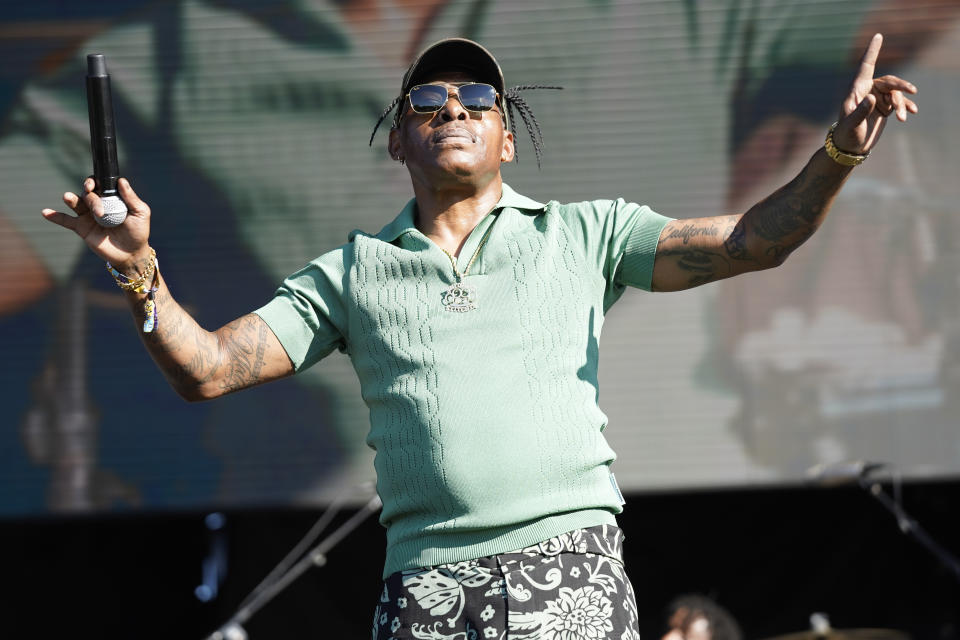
[42,177,293,401]
[651,33,918,292]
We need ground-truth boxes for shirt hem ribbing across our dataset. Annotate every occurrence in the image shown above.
[382,508,618,579]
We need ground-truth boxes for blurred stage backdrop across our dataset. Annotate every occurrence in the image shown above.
[2,0,959,517]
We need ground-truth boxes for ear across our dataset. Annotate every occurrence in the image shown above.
[388,127,403,163]
[500,129,515,164]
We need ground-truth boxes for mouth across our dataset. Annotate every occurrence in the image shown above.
[432,127,477,144]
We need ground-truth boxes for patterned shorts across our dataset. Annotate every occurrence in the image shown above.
[372,524,640,640]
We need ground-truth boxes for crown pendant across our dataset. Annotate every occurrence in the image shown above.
[441,280,477,313]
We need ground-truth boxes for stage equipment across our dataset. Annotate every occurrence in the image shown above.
[806,460,888,487]
[806,460,960,585]
[85,54,127,227]
[203,486,382,640]
[761,612,910,639]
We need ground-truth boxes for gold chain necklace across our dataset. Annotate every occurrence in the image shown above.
[438,219,496,313]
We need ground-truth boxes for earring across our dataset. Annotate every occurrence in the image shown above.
[399,157,405,165]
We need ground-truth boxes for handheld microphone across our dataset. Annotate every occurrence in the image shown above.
[85,54,127,227]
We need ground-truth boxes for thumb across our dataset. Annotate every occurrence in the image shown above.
[117,177,150,216]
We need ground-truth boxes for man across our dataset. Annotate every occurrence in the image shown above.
[43,35,915,639]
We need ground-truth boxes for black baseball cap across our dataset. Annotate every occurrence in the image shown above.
[400,38,506,97]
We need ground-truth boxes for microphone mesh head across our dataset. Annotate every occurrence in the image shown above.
[98,195,128,227]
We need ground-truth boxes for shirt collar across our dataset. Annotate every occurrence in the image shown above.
[363,183,546,243]
[496,182,546,212]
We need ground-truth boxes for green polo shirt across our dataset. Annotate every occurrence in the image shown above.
[255,184,671,577]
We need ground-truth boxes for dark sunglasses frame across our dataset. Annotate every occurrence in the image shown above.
[405,82,502,115]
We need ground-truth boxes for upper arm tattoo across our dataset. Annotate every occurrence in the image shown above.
[654,246,731,289]
[217,314,272,393]
[654,215,754,291]
[722,218,750,261]
[660,219,726,245]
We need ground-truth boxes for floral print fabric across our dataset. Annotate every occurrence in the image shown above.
[372,525,640,640]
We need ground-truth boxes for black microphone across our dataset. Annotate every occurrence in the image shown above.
[805,460,887,487]
[85,54,127,227]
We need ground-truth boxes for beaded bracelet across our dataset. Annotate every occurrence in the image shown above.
[142,283,159,332]
[106,248,160,333]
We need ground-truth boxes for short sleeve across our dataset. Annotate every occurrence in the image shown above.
[613,201,673,291]
[253,246,351,371]
[555,199,672,310]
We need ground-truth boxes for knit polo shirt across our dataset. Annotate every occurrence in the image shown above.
[254,184,671,578]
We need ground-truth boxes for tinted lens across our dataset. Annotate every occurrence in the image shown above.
[408,83,498,113]
[409,85,448,112]
[457,83,497,111]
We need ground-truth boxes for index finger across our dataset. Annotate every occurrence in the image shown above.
[855,33,883,84]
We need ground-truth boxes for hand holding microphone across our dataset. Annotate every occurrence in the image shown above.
[85,53,127,227]
[42,53,152,274]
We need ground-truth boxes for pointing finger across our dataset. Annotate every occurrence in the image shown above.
[855,33,883,85]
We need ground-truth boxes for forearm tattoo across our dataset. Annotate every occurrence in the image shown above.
[143,287,216,387]
[656,158,844,290]
[140,284,271,396]
[748,168,829,250]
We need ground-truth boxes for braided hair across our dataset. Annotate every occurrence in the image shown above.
[369,85,562,169]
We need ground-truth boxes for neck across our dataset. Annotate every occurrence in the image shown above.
[412,176,503,257]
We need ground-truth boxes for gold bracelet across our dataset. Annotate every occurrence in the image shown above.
[106,248,157,293]
[824,122,869,167]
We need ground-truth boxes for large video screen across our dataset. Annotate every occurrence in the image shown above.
[2,0,959,515]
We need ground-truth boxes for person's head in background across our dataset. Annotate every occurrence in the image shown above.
[662,594,743,640]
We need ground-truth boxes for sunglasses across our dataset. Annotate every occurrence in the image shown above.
[405,82,501,115]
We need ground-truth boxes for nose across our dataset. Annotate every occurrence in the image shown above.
[438,90,469,121]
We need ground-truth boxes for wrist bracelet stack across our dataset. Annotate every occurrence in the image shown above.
[106,247,159,333]
[824,122,869,166]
